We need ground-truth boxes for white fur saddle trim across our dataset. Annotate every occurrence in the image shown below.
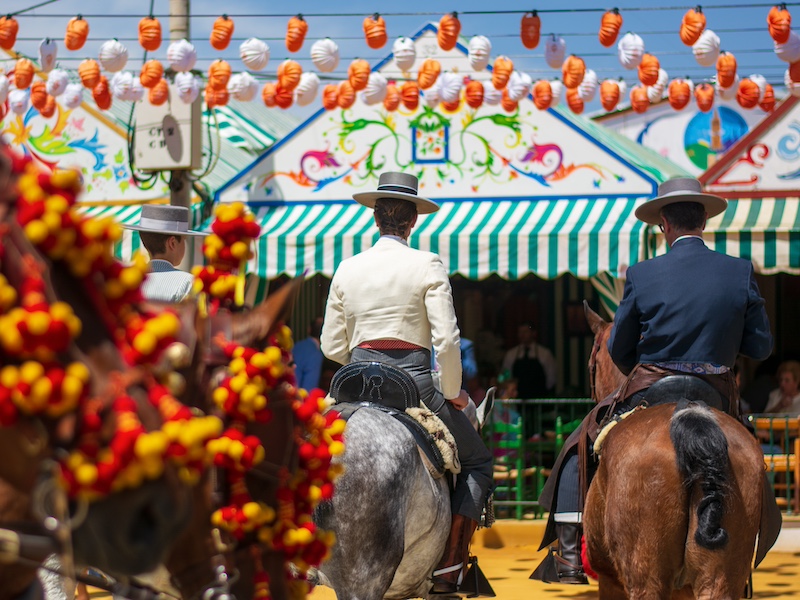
[405,407,461,474]
[593,405,645,456]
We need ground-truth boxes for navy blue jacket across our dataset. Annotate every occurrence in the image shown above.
[608,237,773,375]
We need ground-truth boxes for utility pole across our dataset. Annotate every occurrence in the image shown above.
[169,0,191,210]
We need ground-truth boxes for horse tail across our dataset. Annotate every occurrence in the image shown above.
[669,401,729,550]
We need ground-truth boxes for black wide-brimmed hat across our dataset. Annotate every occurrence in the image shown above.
[635,177,727,225]
[122,204,207,237]
[352,172,439,214]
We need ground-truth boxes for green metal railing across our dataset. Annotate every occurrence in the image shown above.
[749,413,800,515]
[484,398,594,520]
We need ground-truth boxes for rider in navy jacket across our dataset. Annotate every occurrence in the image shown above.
[609,236,773,374]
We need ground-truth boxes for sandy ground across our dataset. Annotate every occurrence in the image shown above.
[78,520,800,599]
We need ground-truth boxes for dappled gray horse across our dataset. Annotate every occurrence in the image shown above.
[312,362,493,600]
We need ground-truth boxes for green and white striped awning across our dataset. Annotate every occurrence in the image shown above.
[650,197,800,274]
[76,203,206,262]
[245,197,648,281]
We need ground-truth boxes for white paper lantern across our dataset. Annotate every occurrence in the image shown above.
[616,79,628,99]
[775,31,800,63]
[617,33,645,70]
[46,68,69,97]
[39,38,58,73]
[785,69,800,97]
[129,77,144,102]
[545,35,567,69]
[468,36,492,72]
[549,79,564,107]
[437,72,461,103]
[294,72,320,106]
[692,29,720,67]
[61,83,83,109]
[0,74,9,104]
[167,39,197,73]
[392,37,416,72]
[716,74,740,100]
[9,89,29,115]
[506,70,532,102]
[228,72,258,102]
[239,38,270,71]
[310,38,339,73]
[175,71,200,103]
[482,80,502,105]
[577,69,598,101]
[110,71,134,101]
[647,68,669,103]
[424,77,442,108]
[361,72,388,105]
[98,39,128,73]
[749,74,767,102]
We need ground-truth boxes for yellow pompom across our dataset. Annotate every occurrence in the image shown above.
[23,221,49,245]
[50,169,81,192]
[162,420,183,440]
[328,419,346,436]
[120,267,143,289]
[250,352,270,369]
[230,241,249,260]
[45,195,70,214]
[178,467,200,486]
[75,463,98,486]
[135,431,169,458]
[253,394,267,411]
[212,387,229,405]
[132,330,158,355]
[240,384,258,403]
[229,374,247,394]
[29,377,54,406]
[309,485,322,502]
[66,362,90,383]
[229,441,245,461]
[0,366,19,388]
[25,311,51,336]
[49,302,74,321]
[41,211,62,233]
[211,510,226,527]
[20,361,45,384]
[252,444,265,465]
[82,219,106,240]
[242,501,262,520]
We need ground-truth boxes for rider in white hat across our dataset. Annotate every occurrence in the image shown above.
[123,204,206,303]
[321,172,493,596]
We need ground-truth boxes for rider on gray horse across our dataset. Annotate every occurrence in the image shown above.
[533,178,777,584]
[321,171,494,595]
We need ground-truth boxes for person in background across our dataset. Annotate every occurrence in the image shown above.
[293,316,325,391]
[124,204,206,303]
[765,360,800,415]
[501,322,557,400]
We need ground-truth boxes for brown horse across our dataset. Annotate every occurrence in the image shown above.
[0,151,193,599]
[582,303,771,600]
[162,280,305,600]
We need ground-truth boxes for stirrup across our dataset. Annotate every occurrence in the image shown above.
[555,555,588,585]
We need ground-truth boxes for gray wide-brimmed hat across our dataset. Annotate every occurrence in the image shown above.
[123,204,207,237]
[352,172,440,214]
[635,177,727,225]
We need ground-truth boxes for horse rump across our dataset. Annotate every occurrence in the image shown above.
[669,401,729,550]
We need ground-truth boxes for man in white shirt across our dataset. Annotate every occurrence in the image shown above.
[501,322,557,398]
[321,172,493,596]
[124,205,206,303]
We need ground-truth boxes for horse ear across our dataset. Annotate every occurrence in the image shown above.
[231,275,305,347]
[583,299,609,334]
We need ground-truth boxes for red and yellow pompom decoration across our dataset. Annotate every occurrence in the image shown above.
[193,202,260,313]
[0,146,225,501]
[60,389,223,499]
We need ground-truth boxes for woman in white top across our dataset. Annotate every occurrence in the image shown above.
[765,360,800,415]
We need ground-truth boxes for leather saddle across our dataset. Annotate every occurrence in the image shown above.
[641,375,726,413]
[330,362,446,476]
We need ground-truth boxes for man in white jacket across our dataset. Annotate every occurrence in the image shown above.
[321,172,493,596]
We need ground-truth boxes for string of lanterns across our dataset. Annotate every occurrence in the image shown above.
[0,6,793,118]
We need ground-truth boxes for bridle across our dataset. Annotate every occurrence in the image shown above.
[588,332,603,403]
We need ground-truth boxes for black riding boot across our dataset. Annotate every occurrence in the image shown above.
[555,523,588,584]
[431,514,478,595]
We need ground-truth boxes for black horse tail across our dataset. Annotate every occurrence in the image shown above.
[670,400,730,550]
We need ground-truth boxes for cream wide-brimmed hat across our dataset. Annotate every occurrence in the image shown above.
[123,204,207,237]
[352,171,440,214]
[635,177,727,225]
